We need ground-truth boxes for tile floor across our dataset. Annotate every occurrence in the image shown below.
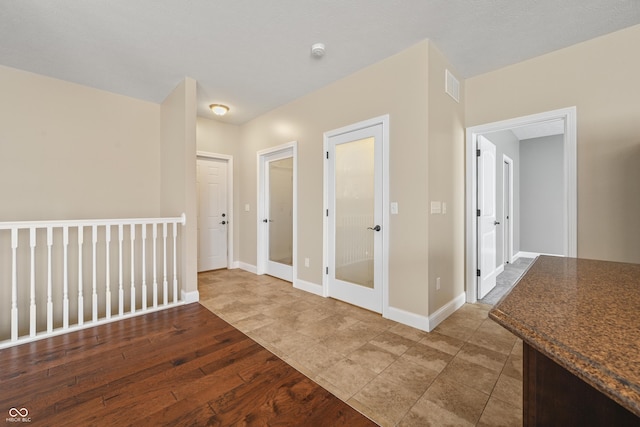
[198,269,523,426]
[479,258,534,306]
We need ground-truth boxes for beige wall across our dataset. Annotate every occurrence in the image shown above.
[239,41,431,315]
[466,24,640,264]
[160,78,199,295]
[0,65,161,221]
[427,44,466,313]
[196,117,242,262]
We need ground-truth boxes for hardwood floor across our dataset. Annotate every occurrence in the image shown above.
[0,303,376,426]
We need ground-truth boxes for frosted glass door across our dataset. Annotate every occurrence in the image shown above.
[335,137,374,288]
[268,157,293,266]
[326,121,383,313]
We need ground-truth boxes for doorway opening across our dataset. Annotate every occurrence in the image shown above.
[257,142,297,283]
[465,107,577,303]
[196,152,234,272]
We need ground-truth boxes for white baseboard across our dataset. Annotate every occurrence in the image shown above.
[238,262,257,274]
[181,289,200,304]
[515,251,563,261]
[428,292,466,331]
[496,264,505,275]
[229,261,240,269]
[385,306,430,332]
[294,278,324,297]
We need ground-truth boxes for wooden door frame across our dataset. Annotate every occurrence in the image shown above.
[196,151,234,269]
[465,107,577,303]
[256,142,297,282]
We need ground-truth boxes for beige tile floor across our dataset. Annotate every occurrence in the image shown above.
[198,269,523,426]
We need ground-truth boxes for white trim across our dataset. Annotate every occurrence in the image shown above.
[256,142,298,282]
[294,278,323,296]
[229,261,240,269]
[466,107,577,303]
[238,262,257,274]
[196,151,234,269]
[386,306,430,332]
[181,289,200,304]
[496,264,505,275]
[322,115,390,315]
[428,292,466,331]
[514,251,563,260]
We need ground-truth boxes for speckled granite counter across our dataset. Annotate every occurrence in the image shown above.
[489,256,640,422]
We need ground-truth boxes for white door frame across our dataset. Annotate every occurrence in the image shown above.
[322,115,390,317]
[465,107,577,303]
[257,141,297,282]
[503,155,514,264]
[196,151,234,269]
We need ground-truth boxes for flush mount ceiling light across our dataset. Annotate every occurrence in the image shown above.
[209,104,229,116]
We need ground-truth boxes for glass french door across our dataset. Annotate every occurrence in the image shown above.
[326,123,383,313]
[259,146,295,282]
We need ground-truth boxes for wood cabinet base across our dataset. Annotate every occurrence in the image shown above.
[523,343,639,426]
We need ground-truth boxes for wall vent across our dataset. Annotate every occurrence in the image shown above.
[445,69,460,103]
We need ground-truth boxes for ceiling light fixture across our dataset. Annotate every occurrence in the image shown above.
[209,104,229,116]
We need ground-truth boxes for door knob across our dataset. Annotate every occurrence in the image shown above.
[220,221,226,225]
[494,221,500,225]
[367,225,381,232]
[263,219,268,223]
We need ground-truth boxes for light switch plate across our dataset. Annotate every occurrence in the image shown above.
[390,202,399,214]
[244,204,250,212]
[431,201,442,214]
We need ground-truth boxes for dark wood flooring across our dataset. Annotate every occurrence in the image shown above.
[0,303,376,426]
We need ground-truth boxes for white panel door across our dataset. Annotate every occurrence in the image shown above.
[197,158,228,272]
[478,135,498,298]
[326,123,383,313]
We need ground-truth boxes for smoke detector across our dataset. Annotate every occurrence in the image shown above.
[311,43,326,58]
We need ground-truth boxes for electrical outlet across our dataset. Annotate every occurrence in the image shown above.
[436,277,441,290]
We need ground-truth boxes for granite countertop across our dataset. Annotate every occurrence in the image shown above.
[489,256,640,417]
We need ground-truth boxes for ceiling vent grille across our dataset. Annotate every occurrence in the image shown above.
[445,69,460,103]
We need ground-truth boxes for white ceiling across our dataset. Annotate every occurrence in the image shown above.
[1,1,639,124]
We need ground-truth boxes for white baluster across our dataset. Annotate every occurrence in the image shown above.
[118,224,124,316]
[152,223,158,308]
[10,228,18,341]
[130,224,136,313]
[91,225,98,323]
[47,227,53,333]
[141,224,147,311]
[78,226,84,326]
[105,225,111,320]
[63,226,69,329]
[163,222,168,305]
[29,227,36,337]
[173,222,178,303]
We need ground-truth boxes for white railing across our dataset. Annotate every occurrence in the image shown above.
[0,214,186,349]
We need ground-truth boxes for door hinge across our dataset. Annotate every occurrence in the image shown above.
[477,209,481,217]
[477,269,481,277]
[326,151,329,159]
[326,267,329,275]
[326,209,329,217]
[476,149,481,157]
